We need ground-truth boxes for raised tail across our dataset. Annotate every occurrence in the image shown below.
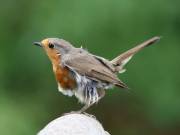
[111,36,160,73]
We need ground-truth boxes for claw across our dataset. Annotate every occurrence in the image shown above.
[62,111,82,116]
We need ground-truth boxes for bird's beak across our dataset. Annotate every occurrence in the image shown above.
[33,42,42,47]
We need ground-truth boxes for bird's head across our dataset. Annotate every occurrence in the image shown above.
[34,38,73,62]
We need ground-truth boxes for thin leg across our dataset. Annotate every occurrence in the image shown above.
[79,89,106,113]
[63,90,105,115]
[79,103,94,113]
[62,104,93,116]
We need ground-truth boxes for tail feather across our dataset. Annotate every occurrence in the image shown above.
[111,36,160,72]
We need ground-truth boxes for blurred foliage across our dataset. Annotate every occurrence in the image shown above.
[0,0,180,135]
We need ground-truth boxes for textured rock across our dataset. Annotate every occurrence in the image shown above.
[38,113,110,135]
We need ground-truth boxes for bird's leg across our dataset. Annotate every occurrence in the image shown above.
[62,104,93,116]
[79,103,94,113]
[79,89,106,113]
[63,90,105,115]
[79,89,105,113]
[63,98,98,115]
[80,103,97,118]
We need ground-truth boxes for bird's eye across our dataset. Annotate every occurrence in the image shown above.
[48,43,54,49]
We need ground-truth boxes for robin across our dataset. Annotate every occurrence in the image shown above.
[34,36,160,113]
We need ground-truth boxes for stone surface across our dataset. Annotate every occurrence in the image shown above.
[38,113,110,135]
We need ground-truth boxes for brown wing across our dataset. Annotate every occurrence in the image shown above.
[92,55,115,72]
[63,49,128,88]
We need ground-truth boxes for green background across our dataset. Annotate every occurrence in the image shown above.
[0,0,180,135]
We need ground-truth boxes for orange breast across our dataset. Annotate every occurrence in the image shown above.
[46,49,76,90]
[54,65,77,90]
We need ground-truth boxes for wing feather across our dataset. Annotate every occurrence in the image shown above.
[63,49,128,88]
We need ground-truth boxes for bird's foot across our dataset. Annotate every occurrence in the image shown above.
[62,110,82,116]
[82,112,96,119]
[62,111,96,119]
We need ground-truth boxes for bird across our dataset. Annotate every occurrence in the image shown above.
[34,36,160,113]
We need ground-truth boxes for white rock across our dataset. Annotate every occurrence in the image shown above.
[38,113,110,135]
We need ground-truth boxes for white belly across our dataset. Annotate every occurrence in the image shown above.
[58,84,74,97]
